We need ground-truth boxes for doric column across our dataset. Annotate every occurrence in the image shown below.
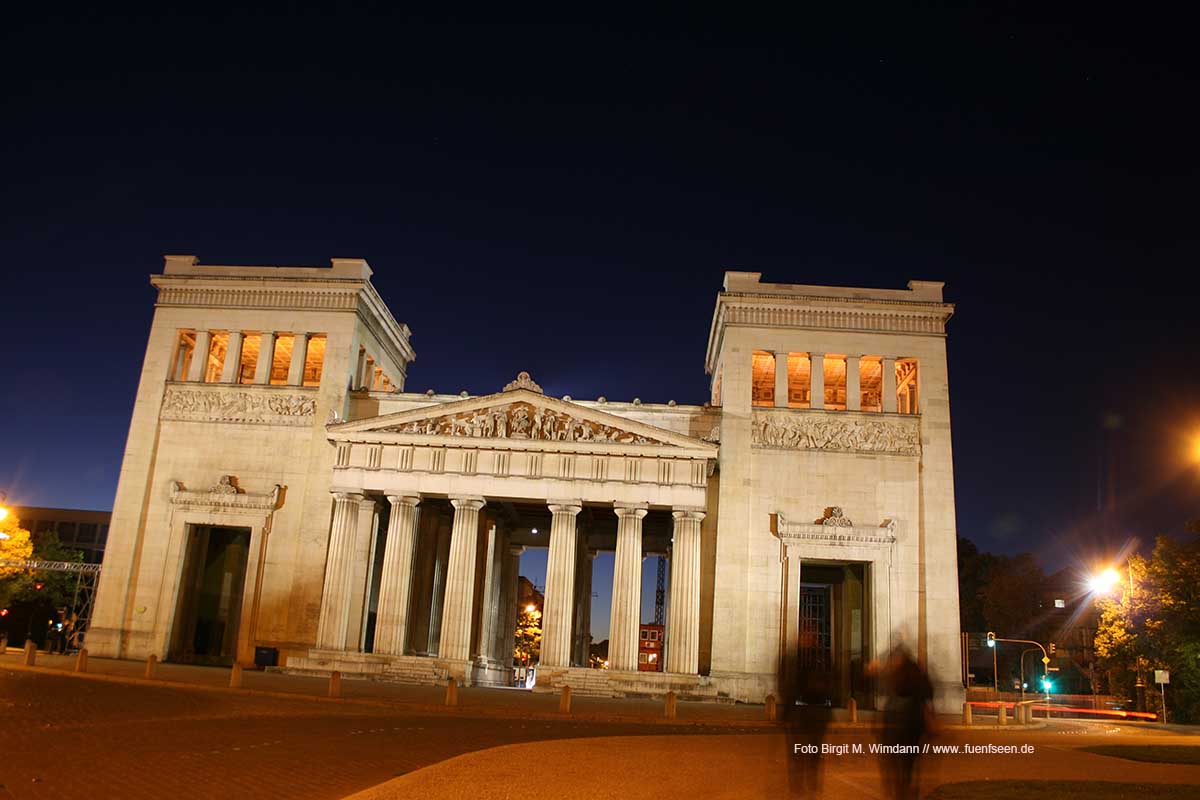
[774,351,789,407]
[476,523,505,664]
[346,496,380,651]
[315,492,363,650]
[540,500,582,667]
[666,509,705,674]
[609,503,648,672]
[287,332,309,386]
[254,331,276,384]
[426,515,452,654]
[186,330,211,382]
[882,356,898,413]
[578,550,595,665]
[220,331,244,383]
[846,355,862,411]
[373,495,422,656]
[501,545,524,673]
[438,496,485,661]
[810,352,825,410]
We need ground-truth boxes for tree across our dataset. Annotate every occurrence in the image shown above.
[978,552,1047,641]
[0,518,83,615]
[513,603,542,666]
[957,536,996,632]
[0,515,35,607]
[1095,536,1200,723]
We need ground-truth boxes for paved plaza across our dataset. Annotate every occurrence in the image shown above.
[2,652,1198,799]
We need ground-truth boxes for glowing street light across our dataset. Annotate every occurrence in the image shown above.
[1088,568,1121,594]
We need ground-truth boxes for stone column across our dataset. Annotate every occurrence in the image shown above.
[773,351,789,407]
[186,330,211,382]
[346,496,379,651]
[882,356,898,413]
[501,545,524,673]
[373,495,422,656]
[846,355,862,411]
[810,353,825,410]
[287,332,310,386]
[476,523,505,665]
[609,503,648,672]
[578,550,595,665]
[666,509,705,675]
[220,331,244,383]
[254,331,276,384]
[427,515,452,654]
[540,501,582,668]
[438,497,485,661]
[354,347,368,390]
[315,492,362,650]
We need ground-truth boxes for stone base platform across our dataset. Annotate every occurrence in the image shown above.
[533,666,727,702]
[282,649,471,685]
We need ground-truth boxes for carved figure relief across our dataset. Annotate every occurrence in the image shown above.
[751,410,918,455]
[819,507,853,527]
[382,401,662,445]
[162,386,317,425]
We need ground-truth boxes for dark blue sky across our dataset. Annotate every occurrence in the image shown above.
[2,6,1198,577]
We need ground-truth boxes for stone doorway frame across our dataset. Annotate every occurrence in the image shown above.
[774,511,898,710]
[154,477,282,666]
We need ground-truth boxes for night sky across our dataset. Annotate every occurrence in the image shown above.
[3,6,1199,597]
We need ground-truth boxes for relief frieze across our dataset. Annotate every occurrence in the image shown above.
[752,409,919,456]
[161,385,317,426]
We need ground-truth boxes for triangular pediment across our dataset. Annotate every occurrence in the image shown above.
[331,388,717,454]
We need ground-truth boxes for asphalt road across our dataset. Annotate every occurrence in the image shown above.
[0,669,745,800]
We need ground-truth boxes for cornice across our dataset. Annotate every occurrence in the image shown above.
[704,292,954,374]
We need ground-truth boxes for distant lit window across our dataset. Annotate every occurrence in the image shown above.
[648,653,658,663]
[303,335,326,387]
[640,629,649,640]
[638,653,648,664]
[1054,599,1065,609]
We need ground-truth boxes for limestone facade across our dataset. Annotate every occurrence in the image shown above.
[88,259,964,711]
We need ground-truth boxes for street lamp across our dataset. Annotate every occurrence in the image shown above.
[0,490,9,524]
[1090,561,1147,712]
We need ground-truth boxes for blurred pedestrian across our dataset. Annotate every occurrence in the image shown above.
[876,646,935,800]
[784,667,833,797]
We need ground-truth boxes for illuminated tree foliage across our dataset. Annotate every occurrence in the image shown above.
[1095,536,1200,723]
[513,604,541,666]
[0,517,83,611]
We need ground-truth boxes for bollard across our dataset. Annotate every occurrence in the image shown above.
[0,632,7,652]
[1018,704,1028,725]
[664,691,678,720]
[328,670,342,698]
[144,654,158,679]
[75,648,88,673]
[444,676,458,706]
[998,703,1008,725]
[962,702,973,725]
[559,685,572,714]
[765,694,778,722]
[23,639,37,666]
[848,697,858,723]
[230,662,243,689]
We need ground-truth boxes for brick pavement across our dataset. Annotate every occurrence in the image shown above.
[0,660,767,800]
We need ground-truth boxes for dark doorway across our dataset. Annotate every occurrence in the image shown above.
[169,525,251,665]
[799,562,871,708]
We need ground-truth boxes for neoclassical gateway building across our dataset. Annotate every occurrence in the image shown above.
[89,257,963,711]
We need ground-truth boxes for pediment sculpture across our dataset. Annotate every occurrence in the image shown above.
[381,400,664,445]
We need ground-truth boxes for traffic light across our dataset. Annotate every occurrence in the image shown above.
[986,631,996,648]
[1049,642,1056,655]
[33,581,44,591]
[0,608,8,617]
[1041,677,1053,691]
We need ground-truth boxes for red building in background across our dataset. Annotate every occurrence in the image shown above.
[638,623,664,672]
